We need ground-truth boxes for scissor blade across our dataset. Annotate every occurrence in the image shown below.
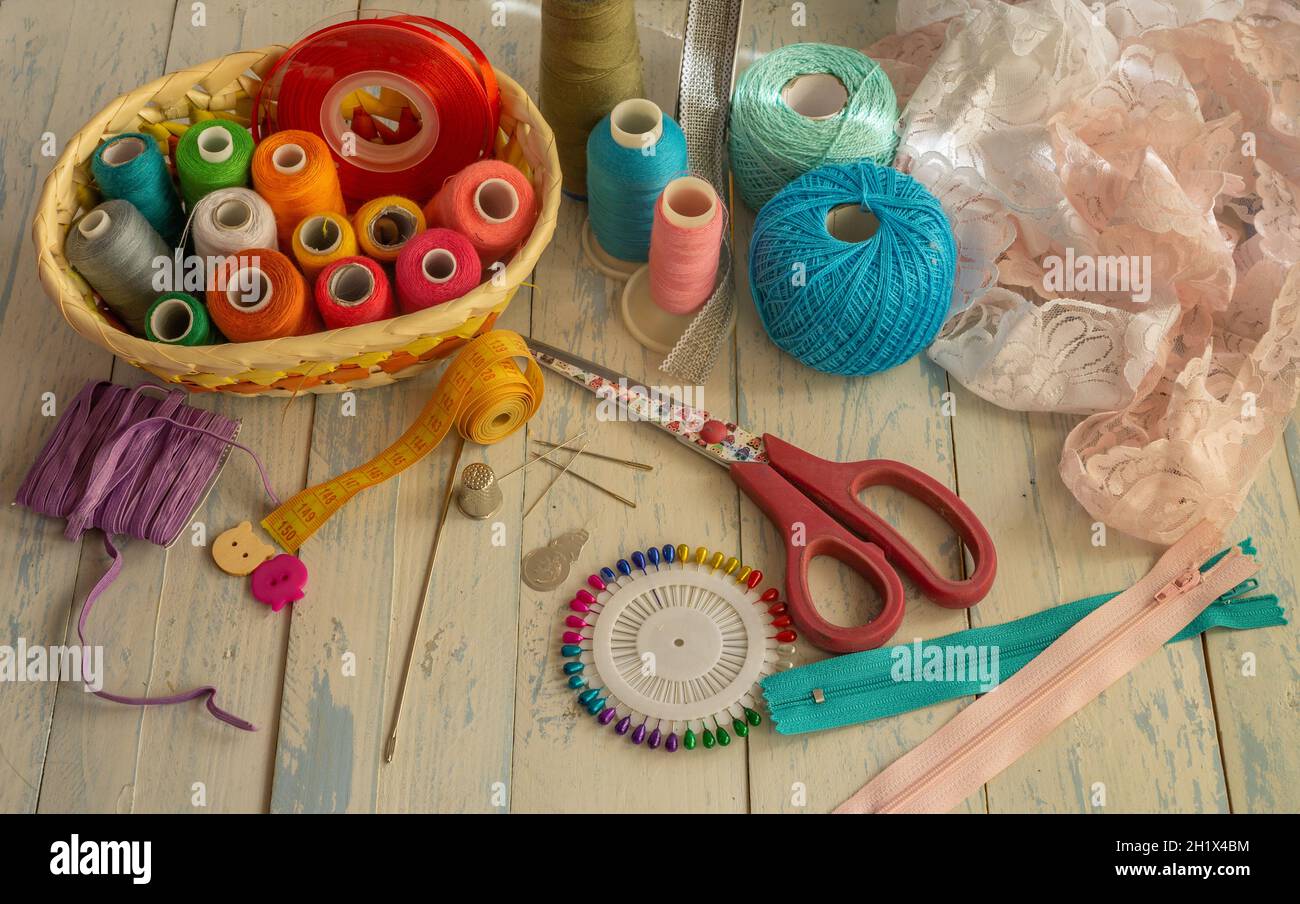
[525,339,766,467]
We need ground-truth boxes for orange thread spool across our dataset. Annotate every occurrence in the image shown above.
[206,248,322,341]
[251,130,346,249]
[424,160,537,271]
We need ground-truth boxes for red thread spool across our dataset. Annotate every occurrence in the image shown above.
[314,256,397,329]
[254,16,499,209]
[425,160,538,271]
[206,248,322,341]
[395,228,481,313]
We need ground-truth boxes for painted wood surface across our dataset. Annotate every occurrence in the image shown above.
[0,0,1296,814]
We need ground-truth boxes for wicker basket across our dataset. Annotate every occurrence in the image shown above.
[32,46,560,395]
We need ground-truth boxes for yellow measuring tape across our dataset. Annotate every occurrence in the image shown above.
[263,330,543,553]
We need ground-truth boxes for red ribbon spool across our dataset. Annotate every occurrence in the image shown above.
[254,16,500,209]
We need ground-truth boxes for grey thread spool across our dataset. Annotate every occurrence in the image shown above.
[457,462,503,520]
[65,199,171,335]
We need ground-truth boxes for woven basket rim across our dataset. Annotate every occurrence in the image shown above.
[32,44,560,380]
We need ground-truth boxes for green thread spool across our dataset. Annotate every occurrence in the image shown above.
[540,0,644,197]
[145,292,215,346]
[729,43,898,210]
[175,120,254,210]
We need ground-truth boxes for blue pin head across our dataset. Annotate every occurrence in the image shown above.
[631,551,648,572]
[647,547,660,567]
[600,566,616,583]
[617,559,632,577]
[663,544,676,564]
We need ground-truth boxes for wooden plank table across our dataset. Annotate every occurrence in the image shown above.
[1,0,1296,814]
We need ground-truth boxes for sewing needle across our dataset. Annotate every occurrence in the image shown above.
[530,452,636,508]
[530,439,653,472]
[384,435,464,764]
[524,436,591,520]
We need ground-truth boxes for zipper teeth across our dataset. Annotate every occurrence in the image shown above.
[874,552,1249,813]
[769,585,1249,712]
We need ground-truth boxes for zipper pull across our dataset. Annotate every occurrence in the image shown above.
[1154,567,1202,603]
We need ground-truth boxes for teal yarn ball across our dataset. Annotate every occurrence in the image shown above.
[175,120,254,211]
[749,162,955,377]
[91,132,184,245]
[586,103,688,262]
[729,44,898,210]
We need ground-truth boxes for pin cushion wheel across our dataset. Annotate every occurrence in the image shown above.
[560,543,798,751]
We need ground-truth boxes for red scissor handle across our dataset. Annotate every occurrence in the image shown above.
[760,434,997,609]
[729,462,907,653]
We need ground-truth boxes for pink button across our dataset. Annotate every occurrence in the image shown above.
[251,554,308,613]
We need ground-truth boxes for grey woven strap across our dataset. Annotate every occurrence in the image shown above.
[662,0,743,383]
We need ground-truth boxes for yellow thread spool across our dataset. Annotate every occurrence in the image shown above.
[292,212,358,283]
[354,195,426,264]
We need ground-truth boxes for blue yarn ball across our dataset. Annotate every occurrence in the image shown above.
[748,161,955,376]
[91,132,184,245]
[586,109,688,263]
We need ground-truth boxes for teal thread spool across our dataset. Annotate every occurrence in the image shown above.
[749,161,955,377]
[145,292,216,346]
[175,120,254,210]
[91,132,185,244]
[729,44,899,210]
[584,98,688,270]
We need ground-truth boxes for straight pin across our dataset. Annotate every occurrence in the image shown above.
[531,439,653,472]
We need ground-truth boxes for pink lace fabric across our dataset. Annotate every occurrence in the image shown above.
[869,0,1300,543]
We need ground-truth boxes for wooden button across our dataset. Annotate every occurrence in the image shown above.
[212,521,275,576]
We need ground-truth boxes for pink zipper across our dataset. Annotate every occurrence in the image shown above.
[835,522,1258,814]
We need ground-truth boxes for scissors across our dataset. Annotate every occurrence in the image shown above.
[527,341,997,654]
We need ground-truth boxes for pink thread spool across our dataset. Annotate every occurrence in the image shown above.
[314,256,396,329]
[648,176,724,314]
[620,176,726,354]
[395,228,481,313]
[424,160,538,273]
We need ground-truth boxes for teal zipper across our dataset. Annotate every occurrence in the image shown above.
[762,540,1285,736]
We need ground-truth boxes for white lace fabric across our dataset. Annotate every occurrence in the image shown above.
[869,0,1300,543]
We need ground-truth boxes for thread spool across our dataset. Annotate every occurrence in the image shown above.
[424,161,537,272]
[251,130,346,249]
[65,200,172,335]
[175,119,254,210]
[205,247,321,341]
[395,228,481,313]
[354,196,426,264]
[539,0,644,197]
[749,162,955,376]
[145,292,215,346]
[456,462,503,520]
[190,187,278,263]
[253,16,498,208]
[584,99,688,273]
[292,212,358,282]
[314,257,397,329]
[729,43,899,210]
[620,177,727,354]
[91,132,185,243]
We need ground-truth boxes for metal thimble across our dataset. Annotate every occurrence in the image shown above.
[456,462,503,520]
